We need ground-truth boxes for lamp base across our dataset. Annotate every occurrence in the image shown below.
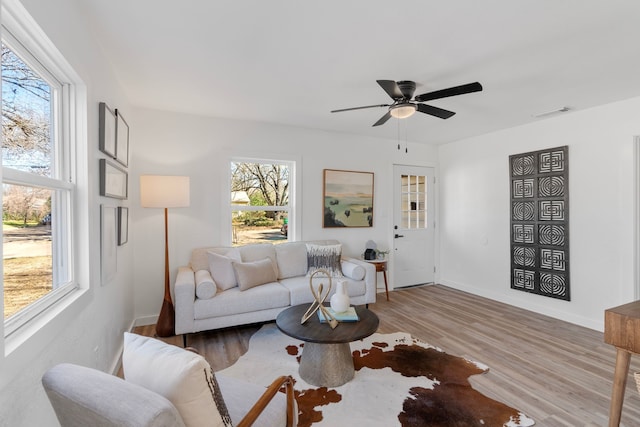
[155,298,175,337]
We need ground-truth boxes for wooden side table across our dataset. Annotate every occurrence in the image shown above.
[604,300,640,426]
[365,259,389,301]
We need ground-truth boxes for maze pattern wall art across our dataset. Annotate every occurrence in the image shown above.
[510,146,570,300]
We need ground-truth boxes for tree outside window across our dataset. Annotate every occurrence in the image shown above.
[2,39,68,322]
[2,44,52,176]
[230,161,290,246]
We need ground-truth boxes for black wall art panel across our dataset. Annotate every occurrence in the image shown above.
[510,146,570,300]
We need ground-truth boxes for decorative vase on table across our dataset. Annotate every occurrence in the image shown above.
[330,280,350,313]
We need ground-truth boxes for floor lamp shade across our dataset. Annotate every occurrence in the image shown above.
[140,175,190,208]
[140,175,190,337]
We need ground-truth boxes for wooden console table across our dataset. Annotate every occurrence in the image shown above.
[604,300,640,426]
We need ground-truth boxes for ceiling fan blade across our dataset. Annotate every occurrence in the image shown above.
[331,104,390,113]
[377,80,404,100]
[372,111,392,127]
[417,103,456,119]
[414,82,483,102]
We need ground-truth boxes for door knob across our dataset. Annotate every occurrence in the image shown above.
[394,234,404,238]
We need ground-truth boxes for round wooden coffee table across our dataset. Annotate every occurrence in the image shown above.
[276,304,379,387]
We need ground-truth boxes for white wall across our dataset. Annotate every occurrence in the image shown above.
[0,0,135,426]
[9,3,636,424]
[438,96,640,331]
[131,108,438,319]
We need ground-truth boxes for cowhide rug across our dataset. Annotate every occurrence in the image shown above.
[218,324,535,427]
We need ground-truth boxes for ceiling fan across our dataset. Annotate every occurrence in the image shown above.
[331,80,483,126]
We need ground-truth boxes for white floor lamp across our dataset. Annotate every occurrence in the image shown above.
[140,175,190,337]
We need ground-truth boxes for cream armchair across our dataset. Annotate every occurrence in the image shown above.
[42,334,296,427]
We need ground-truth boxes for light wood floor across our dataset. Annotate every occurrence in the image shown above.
[133,284,640,426]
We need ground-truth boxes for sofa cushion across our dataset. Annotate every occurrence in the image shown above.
[274,242,308,279]
[191,247,238,272]
[306,243,343,277]
[195,269,217,299]
[207,251,241,290]
[239,243,279,278]
[233,258,277,291]
[194,283,289,319]
[278,276,314,306]
[280,276,366,306]
[122,333,233,427]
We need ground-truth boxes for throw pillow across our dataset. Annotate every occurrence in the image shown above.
[306,243,343,277]
[239,243,279,278]
[122,333,233,427]
[207,251,241,290]
[195,269,217,299]
[232,258,278,291]
[341,262,365,281]
[275,242,308,279]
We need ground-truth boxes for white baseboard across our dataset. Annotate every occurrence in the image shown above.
[134,315,158,327]
[439,279,603,332]
[108,318,137,376]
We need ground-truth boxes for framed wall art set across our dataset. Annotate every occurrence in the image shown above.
[99,102,130,284]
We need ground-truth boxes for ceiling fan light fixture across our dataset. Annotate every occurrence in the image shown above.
[390,103,417,119]
[332,79,482,126]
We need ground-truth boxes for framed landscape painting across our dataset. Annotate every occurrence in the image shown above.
[323,169,374,228]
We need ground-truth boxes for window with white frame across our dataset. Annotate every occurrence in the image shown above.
[230,159,292,246]
[2,3,84,337]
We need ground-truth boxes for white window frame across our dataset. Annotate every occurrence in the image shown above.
[226,155,299,245]
[1,0,88,341]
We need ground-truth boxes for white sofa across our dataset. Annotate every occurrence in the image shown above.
[174,240,376,335]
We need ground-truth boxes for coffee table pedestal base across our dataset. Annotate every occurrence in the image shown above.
[299,342,354,387]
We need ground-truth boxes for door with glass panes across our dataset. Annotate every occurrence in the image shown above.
[393,165,435,287]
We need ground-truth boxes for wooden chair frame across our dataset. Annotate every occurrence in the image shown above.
[236,375,296,427]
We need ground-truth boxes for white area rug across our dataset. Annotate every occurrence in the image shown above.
[218,324,534,427]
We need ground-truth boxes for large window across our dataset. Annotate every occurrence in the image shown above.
[2,6,82,337]
[230,160,292,246]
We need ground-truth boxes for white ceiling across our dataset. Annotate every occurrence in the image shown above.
[79,0,640,145]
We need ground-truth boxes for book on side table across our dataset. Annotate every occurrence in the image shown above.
[318,306,359,323]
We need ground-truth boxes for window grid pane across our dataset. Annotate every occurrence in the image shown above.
[1,42,55,178]
[2,184,53,319]
[400,174,428,229]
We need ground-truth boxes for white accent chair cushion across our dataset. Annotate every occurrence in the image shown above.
[42,363,185,427]
[122,333,233,427]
